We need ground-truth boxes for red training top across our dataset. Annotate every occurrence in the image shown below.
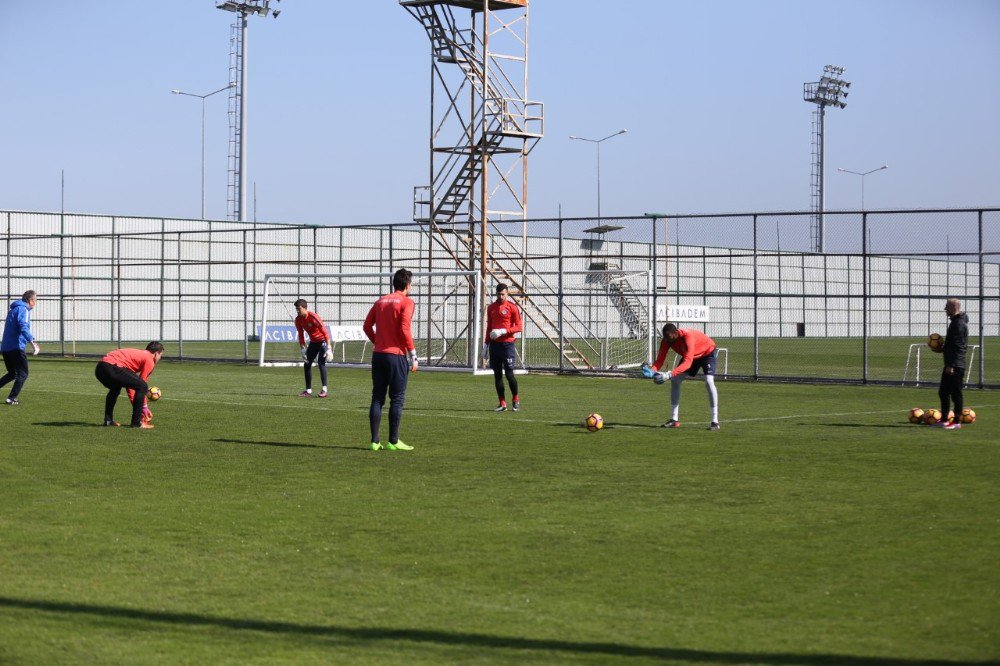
[295,310,329,346]
[102,348,158,405]
[363,290,415,356]
[652,328,716,375]
[484,300,523,344]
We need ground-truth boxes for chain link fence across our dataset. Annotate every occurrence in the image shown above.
[2,209,997,386]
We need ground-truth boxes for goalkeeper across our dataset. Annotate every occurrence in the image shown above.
[642,323,720,431]
[362,269,417,451]
[293,299,331,398]
[94,341,164,428]
[482,283,523,412]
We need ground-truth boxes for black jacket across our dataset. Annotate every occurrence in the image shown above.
[944,312,969,369]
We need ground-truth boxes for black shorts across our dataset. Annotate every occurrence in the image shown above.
[489,341,517,373]
[305,341,328,365]
[684,348,718,377]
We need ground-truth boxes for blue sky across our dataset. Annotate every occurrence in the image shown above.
[1,0,997,224]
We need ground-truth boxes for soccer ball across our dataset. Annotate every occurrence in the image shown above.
[147,386,162,401]
[922,408,942,425]
[908,407,925,424]
[960,408,976,424]
[585,413,604,432]
[927,333,944,353]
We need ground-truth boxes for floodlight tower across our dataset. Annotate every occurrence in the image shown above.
[216,0,281,222]
[804,65,850,253]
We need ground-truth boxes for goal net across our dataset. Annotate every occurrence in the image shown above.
[258,271,483,371]
[558,269,654,370]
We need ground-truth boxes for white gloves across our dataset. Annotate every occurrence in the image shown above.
[489,328,507,340]
[324,344,334,363]
[653,371,671,384]
[408,349,419,372]
[300,347,308,360]
[31,341,40,356]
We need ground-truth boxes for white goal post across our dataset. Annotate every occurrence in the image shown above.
[258,271,483,372]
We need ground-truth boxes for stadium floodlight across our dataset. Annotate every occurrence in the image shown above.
[171,84,234,220]
[570,129,628,219]
[837,164,888,210]
[804,65,851,252]
[216,0,281,222]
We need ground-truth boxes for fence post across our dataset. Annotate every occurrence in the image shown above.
[862,212,869,383]
[242,229,249,363]
[159,219,166,343]
[978,209,985,388]
[558,216,564,373]
[651,215,658,343]
[207,221,212,342]
[177,232,184,360]
[59,211,65,356]
[753,214,759,379]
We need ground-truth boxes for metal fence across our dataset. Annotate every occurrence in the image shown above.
[2,208,997,386]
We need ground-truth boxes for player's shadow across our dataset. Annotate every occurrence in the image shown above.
[211,438,361,452]
[0,595,989,666]
[33,421,102,428]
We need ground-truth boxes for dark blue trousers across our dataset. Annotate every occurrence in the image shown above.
[0,349,29,400]
[369,352,410,444]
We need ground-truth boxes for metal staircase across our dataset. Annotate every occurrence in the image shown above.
[603,273,649,340]
[404,1,597,369]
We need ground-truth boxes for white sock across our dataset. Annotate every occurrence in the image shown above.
[305,388,312,394]
[705,375,719,422]
[322,386,328,392]
[670,374,684,420]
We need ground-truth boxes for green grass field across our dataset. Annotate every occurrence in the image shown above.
[1,359,997,664]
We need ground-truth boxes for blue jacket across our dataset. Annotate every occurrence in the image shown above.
[1,300,34,352]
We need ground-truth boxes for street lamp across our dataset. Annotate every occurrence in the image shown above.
[171,84,233,219]
[569,129,627,219]
[837,164,888,210]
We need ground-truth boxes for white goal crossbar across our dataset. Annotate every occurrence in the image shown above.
[259,271,482,372]
[904,343,979,386]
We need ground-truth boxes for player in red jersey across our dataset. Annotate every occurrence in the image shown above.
[94,341,164,428]
[482,283,523,411]
[642,323,720,431]
[363,269,417,451]
[294,299,330,398]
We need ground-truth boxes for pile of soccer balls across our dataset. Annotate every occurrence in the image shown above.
[908,406,975,425]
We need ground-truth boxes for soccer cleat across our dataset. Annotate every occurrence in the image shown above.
[103,420,121,427]
[5,398,19,406]
[318,390,328,398]
[134,421,154,429]
[931,419,949,428]
[944,422,962,430]
[661,420,681,428]
[494,404,507,412]
[386,440,413,451]
[298,390,312,398]
[708,422,721,431]
[370,441,383,451]
[512,400,520,412]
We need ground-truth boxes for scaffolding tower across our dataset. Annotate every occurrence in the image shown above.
[803,65,850,253]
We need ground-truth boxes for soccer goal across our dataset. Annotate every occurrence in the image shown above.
[258,271,483,372]
[903,343,980,386]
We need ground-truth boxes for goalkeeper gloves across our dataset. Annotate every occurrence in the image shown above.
[481,343,489,359]
[641,363,654,379]
[653,371,671,384]
[408,349,419,372]
[489,328,507,340]
[300,347,308,360]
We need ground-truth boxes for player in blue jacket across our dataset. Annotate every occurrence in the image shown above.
[1,290,41,405]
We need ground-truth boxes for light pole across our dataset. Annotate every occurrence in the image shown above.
[837,165,888,210]
[570,129,627,219]
[171,84,233,219]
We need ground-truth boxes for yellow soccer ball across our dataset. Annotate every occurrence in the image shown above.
[922,408,942,425]
[908,407,925,424]
[147,386,162,401]
[960,408,976,424]
[585,413,604,432]
[927,333,944,353]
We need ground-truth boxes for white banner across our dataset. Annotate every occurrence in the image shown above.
[656,304,710,322]
[328,325,368,342]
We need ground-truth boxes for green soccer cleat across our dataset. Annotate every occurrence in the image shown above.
[386,440,413,451]
[370,442,383,451]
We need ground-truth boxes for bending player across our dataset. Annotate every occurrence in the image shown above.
[293,299,330,398]
[94,341,164,428]
[482,283,523,411]
[642,323,720,431]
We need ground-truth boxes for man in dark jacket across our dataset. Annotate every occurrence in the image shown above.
[936,298,969,429]
[1,290,40,405]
